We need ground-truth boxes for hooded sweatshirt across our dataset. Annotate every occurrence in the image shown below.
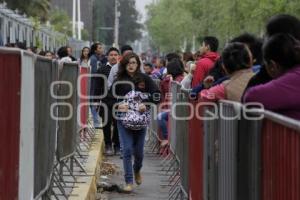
[192,52,220,88]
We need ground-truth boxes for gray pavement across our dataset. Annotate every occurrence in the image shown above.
[99,151,170,200]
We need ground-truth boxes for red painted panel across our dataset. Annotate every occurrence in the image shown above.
[188,101,204,200]
[261,119,300,200]
[0,52,21,200]
[79,67,89,127]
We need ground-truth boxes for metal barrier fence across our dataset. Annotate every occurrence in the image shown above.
[0,48,36,199]
[152,81,300,200]
[203,101,263,200]
[146,79,161,156]
[260,111,300,200]
[202,100,299,200]
[237,105,262,200]
[0,47,97,199]
[20,51,36,199]
[34,56,57,198]
[175,88,190,196]
[56,62,79,161]
[217,101,240,200]
[188,100,204,200]
[159,81,191,199]
[0,4,67,50]
[170,81,180,154]
[203,105,219,200]
[0,49,23,199]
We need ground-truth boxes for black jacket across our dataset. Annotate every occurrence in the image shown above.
[96,63,115,105]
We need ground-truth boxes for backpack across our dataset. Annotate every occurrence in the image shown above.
[120,90,151,130]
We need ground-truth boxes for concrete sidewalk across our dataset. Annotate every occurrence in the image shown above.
[99,151,169,200]
[68,130,104,200]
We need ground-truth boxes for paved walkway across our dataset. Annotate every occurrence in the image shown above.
[99,150,170,200]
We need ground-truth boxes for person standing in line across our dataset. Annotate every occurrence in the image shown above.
[243,14,300,91]
[108,45,134,88]
[106,45,134,158]
[97,47,121,156]
[89,43,106,128]
[143,62,154,77]
[152,57,166,80]
[244,34,300,120]
[67,46,77,61]
[158,59,185,147]
[200,42,254,102]
[57,46,72,63]
[79,47,91,135]
[111,53,160,193]
[45,51,55,59]
[192,36,220,88]
[80,47,91,67]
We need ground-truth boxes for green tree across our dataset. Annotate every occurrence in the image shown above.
[27,0,50,22]
[146,0,300,53]
[146,0,197,52]
[93,0,115,44]
[119,0,143,45]
[49,9,72,37]
[93,0,142,46]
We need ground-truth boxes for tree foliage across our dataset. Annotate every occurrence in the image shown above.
[146,0,300,53]
[49,9,72,37]
[146,0,197,52]
[93,0,142,46]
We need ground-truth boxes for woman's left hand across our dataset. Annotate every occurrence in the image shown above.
[139,103,147,113]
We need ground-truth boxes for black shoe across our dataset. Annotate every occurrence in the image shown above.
[113,145,121,156]
[105,145,114,156]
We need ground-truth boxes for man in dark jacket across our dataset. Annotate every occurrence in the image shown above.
[97,47,120,155]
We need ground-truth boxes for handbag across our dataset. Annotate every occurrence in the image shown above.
[120,90,151,130]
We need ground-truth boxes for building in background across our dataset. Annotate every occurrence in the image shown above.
[50,0,94,41]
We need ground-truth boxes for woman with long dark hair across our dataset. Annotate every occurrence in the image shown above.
[111,53,160,192]
[80,47,90,68]
[79,47,91,133]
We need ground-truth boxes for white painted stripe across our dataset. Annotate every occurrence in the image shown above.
[19,51,35,200]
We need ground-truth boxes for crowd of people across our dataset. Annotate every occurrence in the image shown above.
[2,13,300,194]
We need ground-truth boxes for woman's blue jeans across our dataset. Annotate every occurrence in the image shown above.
[117,121,147,184]
[90,105,100,128]
[158,111,169,140]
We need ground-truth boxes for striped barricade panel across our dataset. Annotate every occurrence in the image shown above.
[56,62,79,161]
[0,48,35,200]
[188,99,204,200]
[34,56,57,198]
[261,112,300,200]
